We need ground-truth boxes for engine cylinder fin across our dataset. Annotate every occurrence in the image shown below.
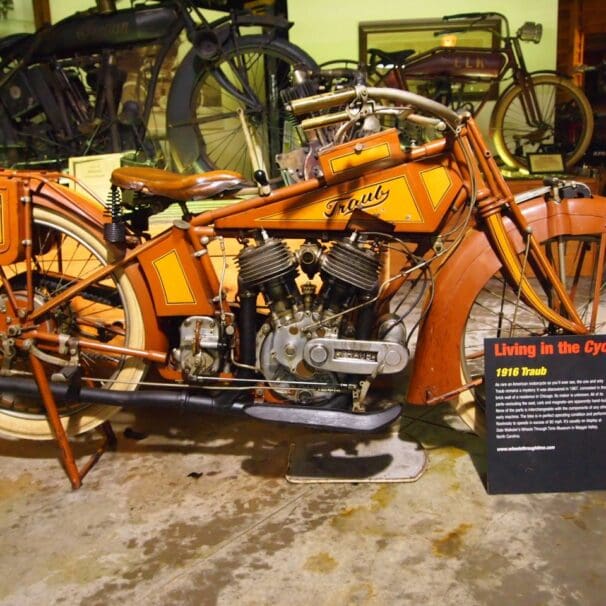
[236,238,297,289]
[322,240,379,291]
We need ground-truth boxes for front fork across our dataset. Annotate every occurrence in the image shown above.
[510,38,545,128]
[514,73,545,128]
[465,117,593,336]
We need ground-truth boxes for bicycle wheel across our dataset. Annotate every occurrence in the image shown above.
[491,74,594,171]
[455,233,606,435]
[166,35,317,180]
[0,208,147,440]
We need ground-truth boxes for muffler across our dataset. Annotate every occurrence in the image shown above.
[0,376,401,433]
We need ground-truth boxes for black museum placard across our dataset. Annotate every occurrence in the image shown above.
[485,334,606,494]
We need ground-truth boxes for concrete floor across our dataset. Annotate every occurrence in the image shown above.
[0,402,605,606]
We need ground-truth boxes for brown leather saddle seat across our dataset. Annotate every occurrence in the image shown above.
[111,167,246,202]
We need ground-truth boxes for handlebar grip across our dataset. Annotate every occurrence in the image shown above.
[287,89,356,116]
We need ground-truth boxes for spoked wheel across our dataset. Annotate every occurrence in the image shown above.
[491,74,594,172]
[166,35,317,180]
[455,234,606,435]
[0,208,147,440]
[317,59,361,90]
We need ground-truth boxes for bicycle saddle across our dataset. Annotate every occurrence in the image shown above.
[368,48,416,67]
[111,167,245,201]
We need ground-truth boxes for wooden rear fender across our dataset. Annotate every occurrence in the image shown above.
[29,177,108,229]
[407,194,606,405]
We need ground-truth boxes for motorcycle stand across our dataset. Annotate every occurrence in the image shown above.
[286,426,427,484]
[29,353,116,490]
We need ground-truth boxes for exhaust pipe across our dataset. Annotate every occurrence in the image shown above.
[0,376,401,433]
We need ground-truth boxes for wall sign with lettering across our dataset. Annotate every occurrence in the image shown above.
[485,335,606,494]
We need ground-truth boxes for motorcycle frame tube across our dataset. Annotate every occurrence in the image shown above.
[10,173,168,360]
[407,194,606,405]
[24,331,167,364]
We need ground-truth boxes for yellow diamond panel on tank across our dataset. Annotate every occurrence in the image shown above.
[329,142,392,174]
[138,226,215,316]
[152,250,196,305]
[420,166,452,210]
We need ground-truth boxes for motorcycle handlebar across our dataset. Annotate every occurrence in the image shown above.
[287,86,462,131]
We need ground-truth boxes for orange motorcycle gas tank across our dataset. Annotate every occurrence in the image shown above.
[215,146,463,234]
[404,48,508,81]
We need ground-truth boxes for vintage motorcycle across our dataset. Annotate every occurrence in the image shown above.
[0,0,316,178]
[0,84,604,488]
[365,12,594,172]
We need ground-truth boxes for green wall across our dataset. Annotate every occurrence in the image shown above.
[0,2,34,35]
[45,0,558,74]
[288,0,558,72]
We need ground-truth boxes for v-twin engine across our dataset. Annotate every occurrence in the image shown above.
[235,232,409,403]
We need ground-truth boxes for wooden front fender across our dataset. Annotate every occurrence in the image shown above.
[407,194,606,405]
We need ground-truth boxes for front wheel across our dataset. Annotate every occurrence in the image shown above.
[0,208,147,440]
[490,74,594,171]
[166,35,317,180]
[456,233,606,434]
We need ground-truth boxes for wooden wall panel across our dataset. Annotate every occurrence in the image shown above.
[582,0,606,35]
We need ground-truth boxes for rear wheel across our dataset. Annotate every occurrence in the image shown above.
[0,208,147,440]
[166,35,317,180]
[456,233,606,435]
[491,74,594,171]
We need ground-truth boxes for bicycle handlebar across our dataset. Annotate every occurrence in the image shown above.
[443,12,499,21]
[442,12,510,37]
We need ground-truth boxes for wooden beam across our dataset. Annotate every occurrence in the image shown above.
[32,0,51,29]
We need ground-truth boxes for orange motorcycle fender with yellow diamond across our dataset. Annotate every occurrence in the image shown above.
[407,194,606,405]
[137,225,216,316]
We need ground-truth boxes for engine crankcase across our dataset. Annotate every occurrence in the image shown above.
[257,310,339,404]
[304,337,408,375]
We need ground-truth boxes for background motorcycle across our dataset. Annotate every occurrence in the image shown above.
[0,0,316,180]
[363,12,594,172]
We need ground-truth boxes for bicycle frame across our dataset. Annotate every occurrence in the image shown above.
[106,3,295,153]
